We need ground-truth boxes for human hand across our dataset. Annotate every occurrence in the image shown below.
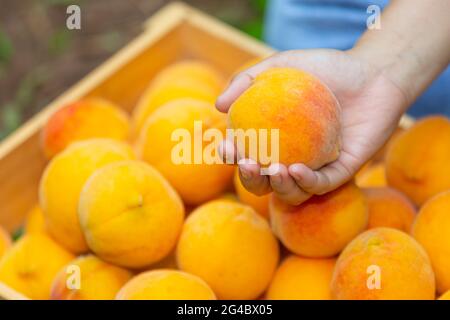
[216,49,408,205]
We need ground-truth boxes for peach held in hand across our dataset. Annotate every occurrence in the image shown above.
[228,67,341,169]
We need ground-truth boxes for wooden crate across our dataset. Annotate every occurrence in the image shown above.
[0,2,413,300]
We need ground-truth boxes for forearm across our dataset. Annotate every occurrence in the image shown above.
[351,0,450,109]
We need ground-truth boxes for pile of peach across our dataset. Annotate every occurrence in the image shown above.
[0,60,450,300]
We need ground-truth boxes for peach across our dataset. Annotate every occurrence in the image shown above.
[438,290,450,300]
[270,182,368,257]
[116,270,216,300]
[363,187,416,232]
[50,254,132,300]
[266,255,335,300]
[24,205,46,234]
[386,116,450,206]
[0,234,74,299]
[41,98,130,158]
[412,190,450,294]
[0,225,12,259]
[234,168,270,219]
[176,200,279,299]
[356,163,387,188]
[39,139,135,253]
[79,160,184,269]
[228,67,341,169]
[331,228,435,300]
[132,60,224,134]
[137,98,234,205]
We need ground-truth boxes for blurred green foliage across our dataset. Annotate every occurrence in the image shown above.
[48,29,72,55]
[0,29,14,77]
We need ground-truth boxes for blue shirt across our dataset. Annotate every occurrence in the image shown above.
[264,0,450,118]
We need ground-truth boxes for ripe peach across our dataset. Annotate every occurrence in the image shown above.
[438,290,450,300]
[50,254,132,300]
[0,233,74,299]
[136,98,234,205]
[176,200,279,300]
[228,67,341,169]
[331,228,435,300]
[132,60,224,134]
[39,139,135,253]
[266,255,335,300]
[79,160,184,269]
[41,98,130,159]
[116,270,216,300]
[0,225,12,259]
[412,191,450,294]
[270,182,368,257]
[363,187,416,232]
[234,168,270,219]
[356,163,387,188]
[386,116,450,206]
[24,205,46,234]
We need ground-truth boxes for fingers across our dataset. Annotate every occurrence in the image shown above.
[268,164,311,205]
[218,139,237,165]
[289,151,359,195]
[215,56,279,113]
[238,159,271,196]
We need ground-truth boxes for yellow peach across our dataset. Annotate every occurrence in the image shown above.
[270,182,368,257]
[331,228,435,300]
[132,60,224,133]
[412,190,450,294]
[137,98,234,205]
[176,200,279,299]
[39,139,135,253]
[0,234,74,299]
[228,67,341,169]
[0,225,12,259]
[50,254,132,300]
[386,116,450,206]
[41,98,130,159]
[116,270,216,300]
[266,255,335,300]
[234,168,270,219]
[24,205,46,234]
[79,160,184,268]
[363,187,416,232]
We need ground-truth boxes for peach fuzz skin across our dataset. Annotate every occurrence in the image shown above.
[39,139,135,254]
[331,228,435,300]
[50,255,132,300]
[116,270,216,300]
[412,190,450,294]
[0,234,74,300]
[176,200,279,300]
[363,187,416,232]
[386,116,450,206]
[132,60,224,134]
[79,160,184,269]
[270,181,368,258]
[41,98,130,159]
[228,67,341,169]
[266,255,336,300]
[136,98,234,205]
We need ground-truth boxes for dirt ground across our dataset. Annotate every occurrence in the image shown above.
[0,0,266,139]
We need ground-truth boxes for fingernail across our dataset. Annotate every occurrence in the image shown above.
[271,173,282,184]
[289,164,302,178]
